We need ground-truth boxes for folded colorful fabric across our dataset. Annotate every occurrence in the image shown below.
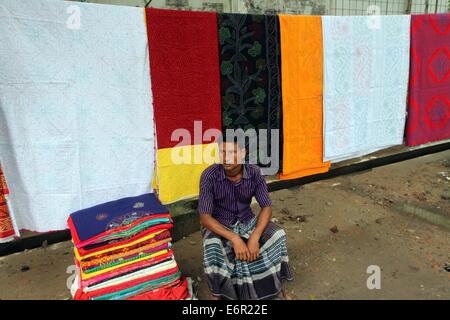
[128,276,190,300]
[0,0,155,232]
[69,193,168,244]
[81,250,175,288]
[80,231,172,267]
[81,244,172,274]
[218,13,282,172]
[90,270,182,300]
[74,228,172,258]
[0,163,16,243]
[278,15,331,180]
[322,15,411,162]
[145,8,222,149]
[68,193,189,300]
[74,270,182,300]
[154,144,219,204]
[89,216,171,243]
[84,259,178,291]
[405,13,450,146]
[81,242,172,274]
[79,249,171,281]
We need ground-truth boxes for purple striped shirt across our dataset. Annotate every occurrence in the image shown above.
[198,164,272,227]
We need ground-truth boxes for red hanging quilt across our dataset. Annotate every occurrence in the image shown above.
[406,14,450,146]
[145,8,222,149]
[0,164,15,241]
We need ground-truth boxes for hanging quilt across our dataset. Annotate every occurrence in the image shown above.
[145,8,222,149]
[154,144,219,204]
[322,15,411,162]
[405,14,450,146]
[0,0,155,232]
[218,13,282,174]
[278,15,330,180]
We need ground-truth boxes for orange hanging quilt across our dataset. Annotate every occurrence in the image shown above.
[278,15,330,180]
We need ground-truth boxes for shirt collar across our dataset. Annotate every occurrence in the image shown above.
[218,164,250,181]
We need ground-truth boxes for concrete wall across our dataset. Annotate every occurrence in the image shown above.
[67,0,449,14]
[239,0,449,15]
[67,0,237,12]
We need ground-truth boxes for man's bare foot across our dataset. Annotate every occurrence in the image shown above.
[276,289,293,300]
[276,290,286,300]
[210,294,220,300]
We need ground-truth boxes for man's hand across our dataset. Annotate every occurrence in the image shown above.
[247,234,260,262]
[231,235,250,261]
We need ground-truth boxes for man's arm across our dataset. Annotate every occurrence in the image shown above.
[199,214,238,242]
[200,213,251,262]
[251,206,272,240]
[247,169,273,261]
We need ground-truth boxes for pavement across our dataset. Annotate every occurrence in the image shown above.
[0,150,449,300]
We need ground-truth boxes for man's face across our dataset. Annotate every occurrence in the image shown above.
[220,142,245,171]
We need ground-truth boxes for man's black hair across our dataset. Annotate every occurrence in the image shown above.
[217,134,246,150]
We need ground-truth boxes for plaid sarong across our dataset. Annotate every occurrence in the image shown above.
[202,217,293,300]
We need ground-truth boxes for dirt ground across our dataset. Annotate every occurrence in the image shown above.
[0,150,449,300]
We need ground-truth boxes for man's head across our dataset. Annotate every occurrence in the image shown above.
[218,135,246,172]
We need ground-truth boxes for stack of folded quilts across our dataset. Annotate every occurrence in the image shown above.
[67,193,190,300]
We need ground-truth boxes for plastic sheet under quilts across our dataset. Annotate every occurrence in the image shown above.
[278,15,330,180]
[405,14,450,146]
[145,8,222,149]
[322,15,411,162]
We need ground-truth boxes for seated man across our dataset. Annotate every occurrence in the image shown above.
[198,137,293,300]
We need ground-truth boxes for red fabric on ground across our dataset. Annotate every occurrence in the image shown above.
[128,276,190,300]
[145,8,222,149]
[74,276,186,301]
[406,14,450,146]
[0,164,15,240]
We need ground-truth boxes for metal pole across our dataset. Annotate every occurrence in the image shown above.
[405,0,412,14]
